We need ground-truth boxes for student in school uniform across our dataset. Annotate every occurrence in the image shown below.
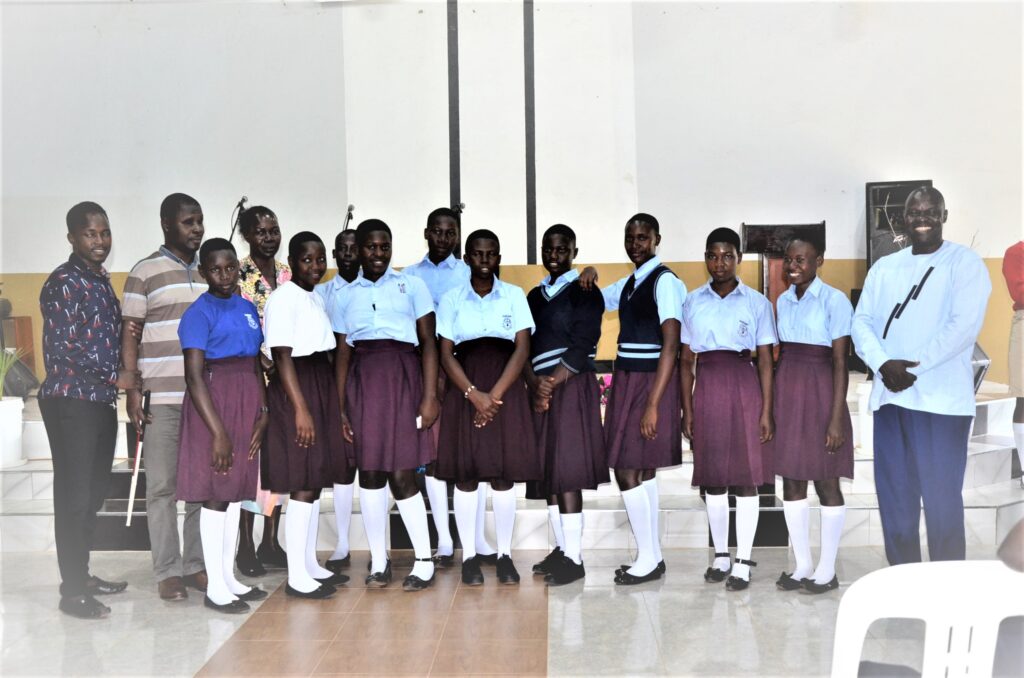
[314,228,360,575]
[436,229,540,586]
[681,227,777,591]
[235,205,291,576]
[524,224,608,585]
[177,238,270,613]
[332,219,439,590]
[404,208,499,567]
[773,236,854,594]
[262,232,351,599]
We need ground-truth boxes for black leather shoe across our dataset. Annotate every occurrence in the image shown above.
[403,559,436,592]
[86,575,128,595]
[365,559,393,588]
[325,555,351,574]
[544,556,585,586]
[532,547,563,575]
[496,555,520,585]
[285,583,336,599]
[316,572,350,586]
[432,553,456,569]
[776,572,809,591]
[256,543,288,569]
[614,566,663,586]
[59,594,111,619]
[725,558,757,591]
[236,549,266,577]
[204,596,250,614]
[704,552,732,583]
[617,560,666,576]
[461,557,484,586]
[801,575,839,594]
[236,587,268,602]
[476,552,499,566]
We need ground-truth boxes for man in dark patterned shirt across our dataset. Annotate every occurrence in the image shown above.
[38,201,138,619]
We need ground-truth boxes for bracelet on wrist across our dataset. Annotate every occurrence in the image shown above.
[464,385,477,399]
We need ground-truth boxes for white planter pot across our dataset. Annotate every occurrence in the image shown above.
[0,397,26,468]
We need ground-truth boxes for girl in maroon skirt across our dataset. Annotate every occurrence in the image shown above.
[437,229,539,586]
[262,232,352,599]
[177,238,269,613]
[681,227,777,591]
[774,236,854,594]
[333,219,439,591]
[525,225,608,586]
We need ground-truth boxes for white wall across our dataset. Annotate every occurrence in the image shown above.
[2,1,1020,275]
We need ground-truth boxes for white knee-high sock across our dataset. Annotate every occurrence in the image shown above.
[330,483,354,561]
[425,476,454,556]
[223,502,253,596]
[622,486,656,576]
[491,488,517,557]
[396,494,435,580]
[732,496,760,581]
[305,500,333,579]
[201,507,236,605]
[782,499,812,580]
[454,487,478,562]
[475,483,496,555]
[359,486,389,574]
[548,505,565,551]
[285,500,320,593]
[642,478,662,563]
[705,492,731,572]
[562,513,583,565]
[812,505,845,584]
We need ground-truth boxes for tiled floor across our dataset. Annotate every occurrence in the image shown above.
[0,545,1005,677]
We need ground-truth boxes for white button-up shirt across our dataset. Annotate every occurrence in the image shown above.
[330,268,434,347]
[601,256,686,324]
[314,273,353,311]
[264,281,336,357]
[681,278,777,353]
[437,277,535,344]
[852,241,991,416]
[776,276,853,347]
[402,253,471,309]
[539,269,580,298]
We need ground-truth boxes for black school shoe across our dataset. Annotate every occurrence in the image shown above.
[256,543,288,570]
[725,558,757,591]
[204,596,250,614]
[532,547,563,575]
[544,556,586,586]
[236,548,266,577]
[703,552,732,583]
[86,575,128,595]
[801,575,839,594]
[476,552,499,566]
[776,572,809,591]
[237,587,269,602]
[365,559,393,588]
[496,555,520,585]
[402,558,436,592]
[325,555,350,574]
[316,572,350,587]
[616,560,666,576]
[59,594,111,620]
[285,583,336,599]
[461,557,485,586]
[614,565,663,586]
[432,553,456,569]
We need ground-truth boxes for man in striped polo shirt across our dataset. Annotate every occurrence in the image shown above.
[120,193,208,601]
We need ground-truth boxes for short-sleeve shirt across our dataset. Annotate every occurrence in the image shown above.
[437,277,535,344]
[178,293,264,360]
[403,253,471,308]
[681,279,777,353]
[315,273,354,311]
[121,247,207,405]
[775,277,853,347]
[601,256,685,324]
[263,281,336,357]
[329,268,434,346]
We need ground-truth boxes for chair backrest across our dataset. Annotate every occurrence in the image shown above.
[830,560,1024,678]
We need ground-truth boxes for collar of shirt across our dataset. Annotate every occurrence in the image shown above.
[696,277,751,300]
[541,269,580,295]
[460,277,508,302]
[66,253,110,280]
[632,256,664,286]
[780,275,823,302]
[159,245,199,270]
[353,266,400,288]
[417,252,460,270]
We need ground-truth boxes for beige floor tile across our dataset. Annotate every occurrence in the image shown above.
[430,639,547,675]
[335,610,448,641]
[312,638,439,675]
[441,609,548,642]
[231,610,348,642]
[197,639,332,677]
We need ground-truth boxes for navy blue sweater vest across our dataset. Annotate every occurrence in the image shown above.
[615,265,675,372]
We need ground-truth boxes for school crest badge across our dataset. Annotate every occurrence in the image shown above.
[398,282,406,294]
[738,320,749,337]
[502,314,512,330]
[245,313,259,330]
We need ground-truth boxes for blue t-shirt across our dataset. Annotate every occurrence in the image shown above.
[178,293,264,360]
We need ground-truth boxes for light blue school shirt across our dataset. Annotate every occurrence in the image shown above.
[776,277,853,347]
[681,279,778,352]
[330,267,434,347]
[402,253,471,309]
[540,269,580,297]
[315,273,353,310]
[437,277,535,344]
[851,241,991,416]
[601,256,685,324]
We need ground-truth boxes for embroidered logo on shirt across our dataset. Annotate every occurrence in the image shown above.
[398,282,406,294]
[503,314,513,330]
[738,320,749,337]
[244,313,259,330]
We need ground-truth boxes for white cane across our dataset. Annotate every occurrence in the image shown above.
[126,390,151,527]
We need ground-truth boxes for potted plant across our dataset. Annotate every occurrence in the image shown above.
[0,348,27,468]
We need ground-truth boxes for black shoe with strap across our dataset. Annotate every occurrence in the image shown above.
[616,560,666,576]
[237,587,269,602]
[285,583,336,599]
[203,595,251,614]
[703,552,732,583]
[432,553,456,569]
[801,575,839,594]
[532,547,563,575]
[325,555,350,574]
[725,558,756,591]
[365,559,393,588]
[776,571,809,591]
[614,563,663,586]
[402,557,436,592]
[316,572,350,586]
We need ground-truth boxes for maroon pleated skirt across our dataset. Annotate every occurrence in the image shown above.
[346,340,434,472]
[691,350,773,487]
[177,356,261,502]
[603,367,682,471]
[773,342,854,480]
[531,371,610,495]
[436,338,541,483]
[262,352,353,492]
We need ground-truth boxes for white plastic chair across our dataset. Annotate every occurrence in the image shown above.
[830,560,1024,678]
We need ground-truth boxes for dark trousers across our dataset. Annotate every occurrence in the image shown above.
[38,397,117,597]
[873,404,973,565]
